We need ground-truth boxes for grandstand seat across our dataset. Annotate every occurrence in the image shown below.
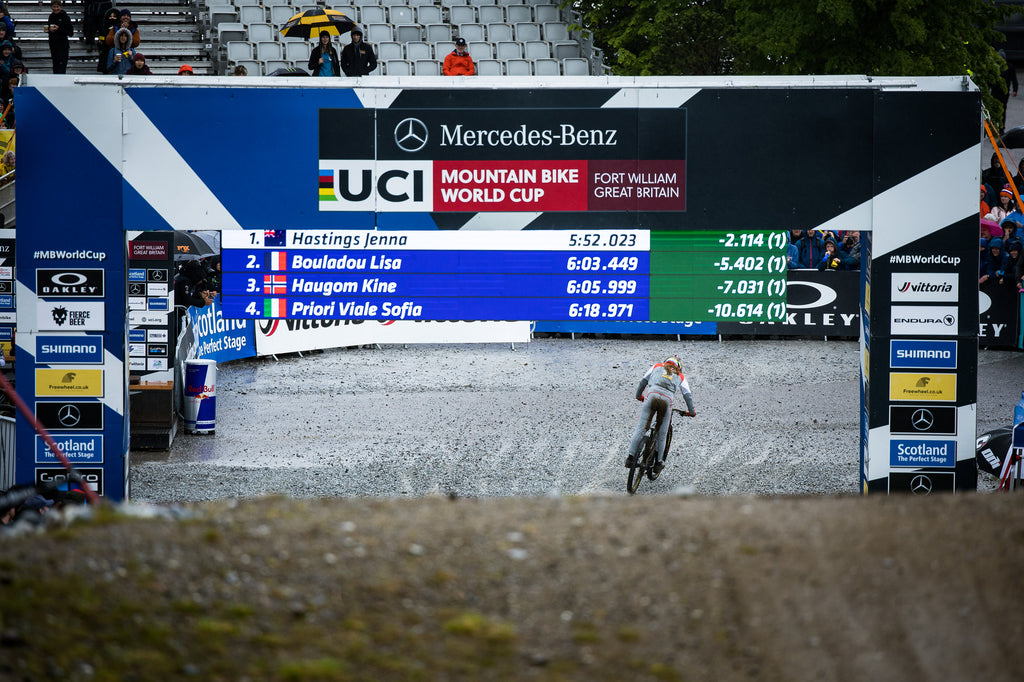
[449,6,476,25]
[377,41,404,61]
[553,41,580,60]
[476,58,502,76]
[407,0,435,7]
[366,23,394,42]
[533,58,559,76]
[386,59,413,75]
[434,41,455,58]
[226,41,254,61]
[415,5,442,24]
[249,23,275,42]
[381,0,407,6]
[256,41,285,61]
[505,59,531,75]
[543,22,570,42]
[467,41,492,61]
[389,6,415,24]
[209,5,239,27]
[486,23,513,42]
[235,0,261,7]
[458,24,485,42]
[534,5,560,23]
[467,0,492,7]
[405,41,432,61]
[514,22,541,42]
[425,24,453,42]
[495,41,521,60]
[270,5,297,26]
[216,23,248,45]
[415,58,440,75]
[285,41,311,61]
[298,4,319,13]
[562,58,589,76]
[396,24,423,43]
[523,40,550,59]
[478,5,503,24]
[359,5,387,24]
[239,5,266,25]
[329,5,358,20]
[233,58,261,75]
[263,58,292,72]
[505,5,532,24]
[440,0,469,8]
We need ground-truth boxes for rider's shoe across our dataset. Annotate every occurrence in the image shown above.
[625,454,636,467]
[653,461,665,475]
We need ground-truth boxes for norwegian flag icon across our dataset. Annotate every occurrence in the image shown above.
[263,274,287,295]
[264,230,286,247]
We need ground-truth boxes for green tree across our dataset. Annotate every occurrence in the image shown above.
[568,0,1009,124]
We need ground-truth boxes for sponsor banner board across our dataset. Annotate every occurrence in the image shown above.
[36,434,104,464]
[889,372,956,402]
[888,470,956,494]
[889,439,957,468]
[129,240,169,260]
[890,305,958,336]
[187,298,257,363]
[888,405,957,436]
[979,285,1017,348]
[533,320,716,335]
[890,273,958,303]
[256,319,531,355]
[717,270,860,337]
[35,268,105,297]
[35,335,104,364]
[129,310,168,326]
[889,339,957,369]
[35,400,104,431]
[37,300,105,331]
[35,467,104,496]
[35,368,104,397]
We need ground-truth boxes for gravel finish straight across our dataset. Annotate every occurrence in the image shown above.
[130,338,1024,502]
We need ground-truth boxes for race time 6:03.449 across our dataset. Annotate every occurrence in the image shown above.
[218,229,787,323]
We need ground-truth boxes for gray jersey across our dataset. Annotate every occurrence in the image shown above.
[636,362,694,412]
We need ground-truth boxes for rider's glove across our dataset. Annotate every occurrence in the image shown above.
[637,395,645,402]
[688,410,696,417]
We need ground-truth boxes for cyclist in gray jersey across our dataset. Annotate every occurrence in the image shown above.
[627,356,695,473]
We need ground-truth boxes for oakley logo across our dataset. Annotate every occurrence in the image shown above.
[394,118,428,152]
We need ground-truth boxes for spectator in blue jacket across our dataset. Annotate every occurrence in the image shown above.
[797,229,826,270]
[105,26,134,75]
[817,237,845,271]
[981,237,1007,285]
[979,238,990,279]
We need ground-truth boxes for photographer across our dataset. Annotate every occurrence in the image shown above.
[839,231,861,270]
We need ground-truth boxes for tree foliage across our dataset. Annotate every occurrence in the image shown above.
[567,0,1010,123]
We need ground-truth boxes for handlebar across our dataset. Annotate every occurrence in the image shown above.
[672,408,695,417]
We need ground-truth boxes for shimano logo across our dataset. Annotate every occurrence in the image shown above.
[895,349,952,359]
[439,123,619,148]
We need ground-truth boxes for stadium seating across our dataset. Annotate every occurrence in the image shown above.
[202,0,602,76]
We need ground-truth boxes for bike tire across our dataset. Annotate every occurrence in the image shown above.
[627,431,653,494]
[648,423,672,481]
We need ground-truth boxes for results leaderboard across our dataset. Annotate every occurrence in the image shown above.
[220,229,787,322]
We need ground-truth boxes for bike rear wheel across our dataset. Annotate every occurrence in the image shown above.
[627,429,655,494]
[648,423,672,481]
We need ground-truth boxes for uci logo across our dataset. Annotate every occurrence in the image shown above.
[394,118,428,152]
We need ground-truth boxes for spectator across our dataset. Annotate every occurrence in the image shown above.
[980,238,990,278]
[0,150,13,176]
[817,237,845,271]
[1014,241,1024,292]
[126,51,151,75]
[980,237,1007,285]
[981,184,991,217]
[177,64,193,75]
[443,37,475,75]
[231,64,247,76]
[839,230,861,270]
[340,28,376,76]
[308,30,340,77]
[96,7,119,71]
[174,260,215,315]
[786,238,801,269]
[982,153,1008,204]
[0,40,13,81]
[0,24,20,61]
[796,228,825,270]
[106,26,135,75]
[83,0,111,48]
[105,8,140,49]
[985,184,1015,224]
[0,4,14,36]
[1000,219,1022,246]
[44,0,73,74]
[1002,239,1022,290]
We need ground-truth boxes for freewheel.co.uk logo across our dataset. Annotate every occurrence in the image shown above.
[889,372,956,402]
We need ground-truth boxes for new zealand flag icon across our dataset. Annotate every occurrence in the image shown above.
[264,230,286,247]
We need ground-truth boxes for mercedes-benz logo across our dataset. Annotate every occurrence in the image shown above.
[910,474,933,495]
[129,283,144,295]
[911,408,934,431]
[150,270,166,282]
[394,118,428,152]
[58,404,81,427]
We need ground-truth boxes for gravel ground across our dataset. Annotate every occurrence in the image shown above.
[130,337,1024,502]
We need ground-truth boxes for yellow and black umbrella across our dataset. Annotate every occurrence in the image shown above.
[280,9,357,39]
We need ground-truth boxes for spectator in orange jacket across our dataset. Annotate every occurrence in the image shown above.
[443,37,474,76]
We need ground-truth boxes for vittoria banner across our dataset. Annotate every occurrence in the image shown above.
[317,108,686,213]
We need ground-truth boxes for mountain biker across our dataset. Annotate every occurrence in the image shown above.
[627,355,696,475]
